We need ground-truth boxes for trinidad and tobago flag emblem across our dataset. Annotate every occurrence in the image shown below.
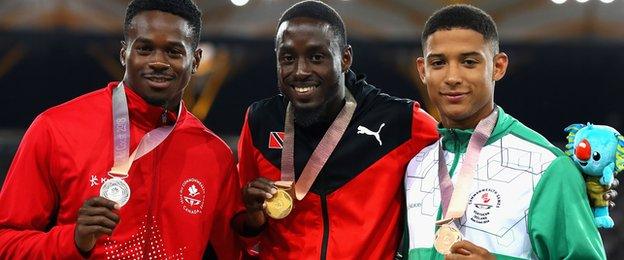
[268,132,285,149]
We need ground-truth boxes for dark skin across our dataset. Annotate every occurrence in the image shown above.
[74,10,201,253]
[120,10,201,111]
[74,197,120,253]
[242,17,352,230]
[277,17,351,126]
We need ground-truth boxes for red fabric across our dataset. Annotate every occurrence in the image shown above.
[236,103,439,259]
[0,82,243,259]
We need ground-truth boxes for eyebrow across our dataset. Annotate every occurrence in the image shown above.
[459,52,483,58]
[426,52,484,59]
[426,53,445,60]
[134,37,186,49]
[277,43,329,53]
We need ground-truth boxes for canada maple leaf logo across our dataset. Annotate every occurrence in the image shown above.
[188,185,199,197]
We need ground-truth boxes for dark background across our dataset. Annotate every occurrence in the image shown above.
[0,0,623,257]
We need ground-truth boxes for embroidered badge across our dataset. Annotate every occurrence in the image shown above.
[179,178,205,215]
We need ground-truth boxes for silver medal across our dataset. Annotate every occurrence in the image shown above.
[100,177,131,207]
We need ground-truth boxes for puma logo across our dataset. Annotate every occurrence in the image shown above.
[357,123,385,146]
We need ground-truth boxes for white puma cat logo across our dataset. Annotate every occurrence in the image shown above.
[357,123,385,146]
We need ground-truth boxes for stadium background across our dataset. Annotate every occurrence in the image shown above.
[0,0,622,257]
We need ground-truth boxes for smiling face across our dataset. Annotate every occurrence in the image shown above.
[417,28,508,129]
[121,10,201,109]
[275,17,352,126]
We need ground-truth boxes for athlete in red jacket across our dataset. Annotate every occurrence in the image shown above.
[237,1,438,259]
[0,0,243,259]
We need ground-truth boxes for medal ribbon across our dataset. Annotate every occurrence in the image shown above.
[281,89,357,200]
[437,108,498,220]
[108,82,181,178]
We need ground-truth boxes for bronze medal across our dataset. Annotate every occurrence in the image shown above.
[265,188,293,219]
[433,224,462,255]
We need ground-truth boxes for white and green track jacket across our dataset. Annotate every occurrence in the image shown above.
[403,107,605,259]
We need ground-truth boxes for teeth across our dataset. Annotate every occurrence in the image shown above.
[149,77,169,83]
[294,86,315,93]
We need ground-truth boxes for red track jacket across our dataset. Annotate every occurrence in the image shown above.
[0,82,242,259]
[237,71,438,259]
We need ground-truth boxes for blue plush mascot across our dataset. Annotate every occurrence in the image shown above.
[564,123,624,228]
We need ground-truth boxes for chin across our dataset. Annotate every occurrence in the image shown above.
[142,94,169,107]
[441,109,469,121]
[292,102,327,127]
[291,99,321,111]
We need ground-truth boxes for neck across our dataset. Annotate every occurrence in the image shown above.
[441,104,495,130]
[323,85,347,121]
[122,80,182,112]
[442,118,479,130]
[162,100,180,113]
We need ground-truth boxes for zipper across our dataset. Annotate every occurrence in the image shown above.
[447,129,461,177]
[320,194,330,260]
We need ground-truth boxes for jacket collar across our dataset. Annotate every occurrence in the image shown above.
[438,106,515,153]
[107,82,183,131]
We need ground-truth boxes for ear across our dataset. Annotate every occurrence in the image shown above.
[192,48,203,74]
[341,45,353,73]
[492,52,509,81]
[120,41,128,67]
[416,56,426,84]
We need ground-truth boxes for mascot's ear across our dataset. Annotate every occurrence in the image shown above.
[616,134,624,174]
[564,123,586,134]
[564,123,586,156]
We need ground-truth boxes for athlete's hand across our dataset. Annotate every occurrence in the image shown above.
[445,240,495,260]
[605,178,619,209]
[74,196,120,254]
[242,177,277,228]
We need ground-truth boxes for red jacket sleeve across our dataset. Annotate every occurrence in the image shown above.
[410,103,439,152]
[209,153,244,260]
[233,108,265,256]
[0,114,84,259]
[237,108,260,188]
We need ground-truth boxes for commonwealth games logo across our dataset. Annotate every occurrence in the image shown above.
[179,178,206,215]
[468,188,501,224]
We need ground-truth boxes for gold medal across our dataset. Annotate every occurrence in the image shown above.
[434,224,462,255]
[265,187,293,219]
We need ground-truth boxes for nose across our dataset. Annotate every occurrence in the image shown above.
[148,50,171,71]
[294,58,311,79]
[575,139,591,161]
[444,63,462,87]
[149,61,171,72]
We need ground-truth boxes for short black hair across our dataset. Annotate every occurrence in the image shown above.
[422,4,499,53]
[277,0,347,50]
[124,0,202,49]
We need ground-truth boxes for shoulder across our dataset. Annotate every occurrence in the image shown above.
[179,112,233,158]
[407,142,438,170]
[41,86,110,120]
[358,86,415,115]
[505,118,565,158]
[35,87,111,134]
[245,95,285,125]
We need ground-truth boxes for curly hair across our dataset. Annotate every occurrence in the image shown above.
[124,0,202,49]
[276,0,347,50]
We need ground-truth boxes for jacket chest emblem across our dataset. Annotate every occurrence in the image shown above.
[179,178,205,215]
[357,123,386,146]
